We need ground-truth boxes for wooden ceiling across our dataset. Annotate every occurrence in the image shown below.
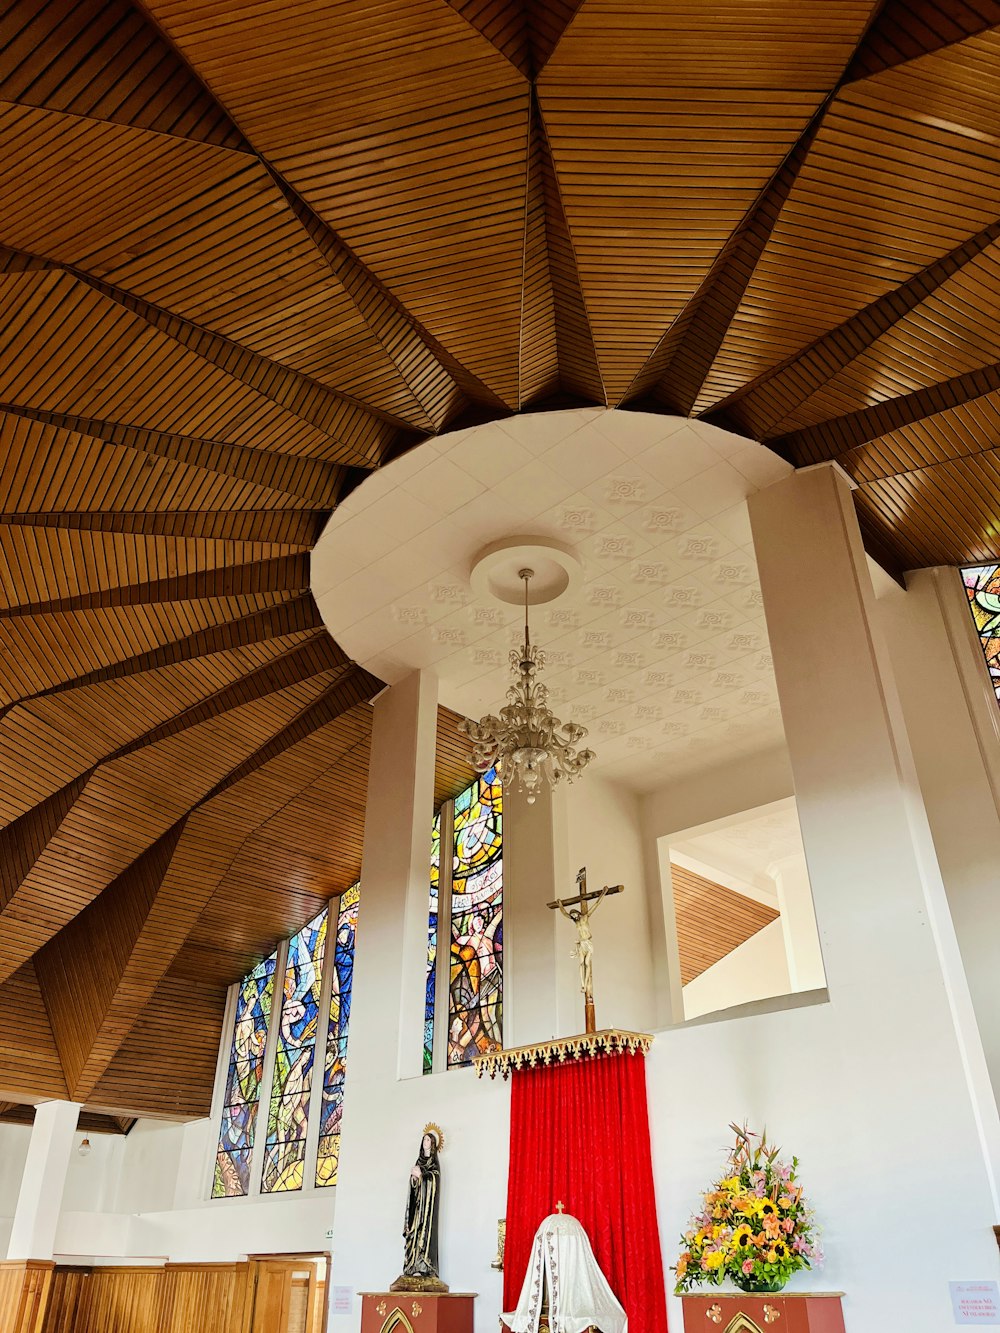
[670,863,780,986]
[2,0,1000,1116]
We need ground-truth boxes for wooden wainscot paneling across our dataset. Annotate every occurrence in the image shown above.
[67,1265,165,1333]
[160,1261,254,1333]
[0,1260,55,1333]
[41,1265,89,1331]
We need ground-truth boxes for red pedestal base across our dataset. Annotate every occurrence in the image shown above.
[681,1292,846,1332]
[361,1291,476,1333]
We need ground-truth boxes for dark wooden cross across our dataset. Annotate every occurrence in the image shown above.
[547,867,624,1034]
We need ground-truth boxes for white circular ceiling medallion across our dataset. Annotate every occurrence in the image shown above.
[469,536,583,606]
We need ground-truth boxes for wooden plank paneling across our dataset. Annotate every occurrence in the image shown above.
[538,0,877,401]
[5,0,1000,1118]
[0,0,247,146]
[68,1266,164,1333]
[0,961,67,1100]
[0,1261,54,1333]
[144,0,531,407]
[670,862,780,985]
[697,28,1000,410]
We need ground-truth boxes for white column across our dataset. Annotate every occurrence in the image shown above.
[331,670,510,1326]
[6,1099,81,1260]
[355,670,438,1083]
[749,463,1000,1214]
[767,854,826,992]
[503,781,564,1045]
[878,565,1000,1103]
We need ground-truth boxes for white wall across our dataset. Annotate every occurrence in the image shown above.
[559,773,656,1034]
[0,1121,31,1256]
[682,918,789,1019]
[877,569,1000,1103]
[6,727,999,1332]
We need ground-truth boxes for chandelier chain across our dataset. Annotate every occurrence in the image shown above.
[458,569,595,804]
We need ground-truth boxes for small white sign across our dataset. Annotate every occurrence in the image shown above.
[951,1281,1000,1324]
[331,1286,354,1314]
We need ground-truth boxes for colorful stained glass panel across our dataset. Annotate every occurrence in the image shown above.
[315,883,360,1188]
[212,952,276,1198]
[448,769,503,1067]
[423,814,440,1073]
[263,909,327,1194]
[963,564,1000,702]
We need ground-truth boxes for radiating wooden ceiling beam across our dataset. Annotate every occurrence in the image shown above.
[7,593,324,707]
[440,0,589,80]
[33,670,381,1099]
[523,92,604,407]
[0,510,325,546]
[274,176,492,427]
[0,774,92,914]
[709,219,1000,440]
[35,824,188,1099]
[0,0,249,148]
[71,265,409,460]
[769,359,1000,465]
[0,553,309,618]
[622,114,824,416]
[0,667,359,985]
[843,0,1000,81]
[0,403,347,510]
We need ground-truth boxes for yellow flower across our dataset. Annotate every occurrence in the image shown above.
[720,1176,741,1193]
[732,1225,754,1249]
[704,1251,725,1270]
[778,1196,792,1210]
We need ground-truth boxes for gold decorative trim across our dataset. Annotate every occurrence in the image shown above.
[422,1121,445,1152]
[473,1028,653,1079]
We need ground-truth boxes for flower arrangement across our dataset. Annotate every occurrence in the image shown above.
[673,1123,822,1295]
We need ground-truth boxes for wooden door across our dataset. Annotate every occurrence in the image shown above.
[248,1258,324,1333]
[249,1260,293,1333]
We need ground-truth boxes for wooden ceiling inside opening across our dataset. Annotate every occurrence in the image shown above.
[3,0,1000,1116]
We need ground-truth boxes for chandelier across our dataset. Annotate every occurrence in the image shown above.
[459,568,595,804]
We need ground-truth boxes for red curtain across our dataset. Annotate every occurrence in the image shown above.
[503,1051,668,1333]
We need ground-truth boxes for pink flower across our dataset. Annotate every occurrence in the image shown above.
[742,1260,754,1276]
[782,1217,795,1235]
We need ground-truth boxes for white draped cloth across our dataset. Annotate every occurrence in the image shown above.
[502,1213,628,1333]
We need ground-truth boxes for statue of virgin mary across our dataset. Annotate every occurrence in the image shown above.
[390,1124,448,1293]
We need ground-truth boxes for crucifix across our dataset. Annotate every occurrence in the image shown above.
[547,867,624,1035]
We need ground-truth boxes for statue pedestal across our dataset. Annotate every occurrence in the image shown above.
[361,1291,476,1333]
[681,1292,846,1331]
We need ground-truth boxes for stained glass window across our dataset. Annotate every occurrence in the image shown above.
[316,883,360,1188]
[423,814,441,1074]
[212,952,276,1198]
[448,768,503,1067]
[262,910,327,1194]
[963,564,1000,702]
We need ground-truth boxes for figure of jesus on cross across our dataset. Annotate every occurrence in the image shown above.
[548,867,623,1034]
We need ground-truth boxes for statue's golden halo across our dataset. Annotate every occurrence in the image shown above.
[423,1121,445,1152]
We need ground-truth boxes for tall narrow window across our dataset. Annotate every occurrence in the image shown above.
[424,813,441,1074]
[212,952,276,1198]
[263,910,327,1193]
[962,564,1000,702]
[448,768,503,1066]
[316,883,360,1187]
